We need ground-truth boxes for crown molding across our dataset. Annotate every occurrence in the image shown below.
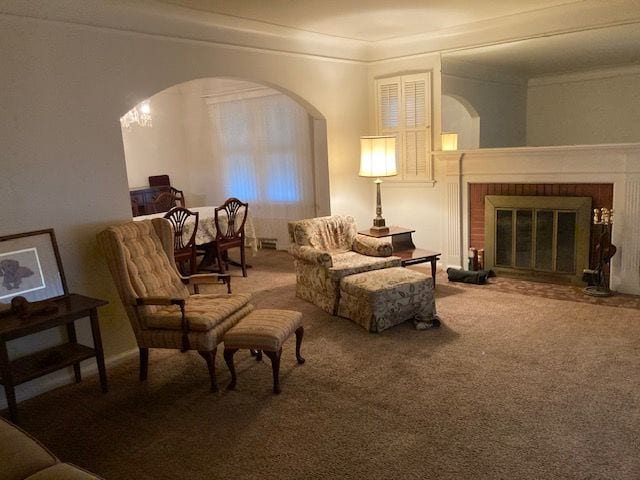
[2,0,640,64]
[0,0,370,62]
[529,63,640,86]
[368,0,640,62]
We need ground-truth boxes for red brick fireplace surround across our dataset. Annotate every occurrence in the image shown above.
[469,183,614,268]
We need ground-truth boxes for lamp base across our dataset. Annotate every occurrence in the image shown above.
[370,217,389,233]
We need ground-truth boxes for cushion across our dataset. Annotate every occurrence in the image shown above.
[25,463,102,479]
[145,293,252,331]
[224,309,302,351]
[340,267,429,296]
[328,251,401,280]
[0,417,57,480]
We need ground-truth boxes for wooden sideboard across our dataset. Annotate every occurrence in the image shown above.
[130,186,169,216]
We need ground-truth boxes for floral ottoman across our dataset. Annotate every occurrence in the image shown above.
[338,267,439,332]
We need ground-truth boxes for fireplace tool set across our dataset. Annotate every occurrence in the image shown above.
[583,208,616,297]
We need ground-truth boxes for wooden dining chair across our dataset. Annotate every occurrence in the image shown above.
[164,207,199,275]
[169,187,186,208]
[213,198,249,277]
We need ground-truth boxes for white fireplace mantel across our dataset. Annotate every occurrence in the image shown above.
[435,143,640,295]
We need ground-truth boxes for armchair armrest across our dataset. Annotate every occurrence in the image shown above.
[180,273,232,294]
[135,297,185,306]
[353,234,394,257]
[289,245,333,268]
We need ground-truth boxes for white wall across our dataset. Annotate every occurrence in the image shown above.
[123,92,191,191]
[0,12,369,406]
[442,60,528,148]
[527,66,640,146]
[442,94,480,149]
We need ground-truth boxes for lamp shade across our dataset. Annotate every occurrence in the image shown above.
[359,136,397,178]
[441,132,458,151]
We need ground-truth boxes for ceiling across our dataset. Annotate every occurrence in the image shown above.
[154,0,577,42]
[152,0,640,76]
[5,1,638,73]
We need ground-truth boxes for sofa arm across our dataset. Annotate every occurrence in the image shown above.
[353,234,394,257]
[0,417,103,480]
[289,245,333,268]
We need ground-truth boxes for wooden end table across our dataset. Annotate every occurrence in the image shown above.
[0,294,108,422]
[358,226,441,287]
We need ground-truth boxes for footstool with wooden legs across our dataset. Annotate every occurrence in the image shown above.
[223,309,305,394]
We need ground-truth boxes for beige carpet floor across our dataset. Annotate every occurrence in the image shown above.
[6,250,640,479]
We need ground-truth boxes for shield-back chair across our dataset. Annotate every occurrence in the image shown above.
[164,207,199,275]
[213,197,249,277]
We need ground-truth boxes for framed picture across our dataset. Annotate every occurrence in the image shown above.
[0,229,68,307]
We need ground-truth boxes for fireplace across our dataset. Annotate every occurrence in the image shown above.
[439,145,640,295]
[468,183,613,285]
[484,195,592,284]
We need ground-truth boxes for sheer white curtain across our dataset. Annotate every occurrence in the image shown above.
[208,93,316,247]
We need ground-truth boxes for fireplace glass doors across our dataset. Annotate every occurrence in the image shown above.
[485,196,592,284]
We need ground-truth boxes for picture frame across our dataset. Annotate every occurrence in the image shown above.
[0,229,68,308]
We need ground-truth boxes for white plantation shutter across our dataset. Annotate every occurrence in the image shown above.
[375,72,432,181]
[379,82,399,130]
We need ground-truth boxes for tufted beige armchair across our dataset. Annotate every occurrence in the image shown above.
[288,215,401,315]
[97,218,254,392]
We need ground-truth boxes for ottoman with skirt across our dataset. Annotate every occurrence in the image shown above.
[338,267,439,332]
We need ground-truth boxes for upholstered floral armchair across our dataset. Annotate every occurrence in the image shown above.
[288,215,401,314]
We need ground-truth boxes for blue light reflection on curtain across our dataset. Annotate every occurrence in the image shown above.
[227,154,258,201]
[266,153,298,201]
[208,92,316,246]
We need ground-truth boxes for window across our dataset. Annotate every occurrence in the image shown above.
[207,91,316,248]
[375,72,432,181]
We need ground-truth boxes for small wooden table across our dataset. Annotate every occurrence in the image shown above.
[0,294,108,422]
[358,227,441,287]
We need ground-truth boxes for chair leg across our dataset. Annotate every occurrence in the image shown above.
[198,349,218,392]
[190,250,197,275]
[295,326,305,364]
[139,347,149,381]
[241,244,247,277]
[223,348,238,390]
[216,248,227,273]
[263,348,282,394]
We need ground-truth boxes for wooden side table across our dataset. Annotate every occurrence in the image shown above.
[0,294,108,422]
[358,226,441,287]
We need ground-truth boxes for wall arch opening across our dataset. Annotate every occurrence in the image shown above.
[120,77,329,249]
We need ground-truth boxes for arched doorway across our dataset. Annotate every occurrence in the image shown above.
[442,94,480,149]
[120,77,329,249]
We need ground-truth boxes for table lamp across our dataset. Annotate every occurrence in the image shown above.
[359,135,397,233]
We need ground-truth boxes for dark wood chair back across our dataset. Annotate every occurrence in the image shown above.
[153,191,177,213]
[169,187,186,208]
[213,198,249,276]
[163,207,199,275]
[148,174,171,187]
